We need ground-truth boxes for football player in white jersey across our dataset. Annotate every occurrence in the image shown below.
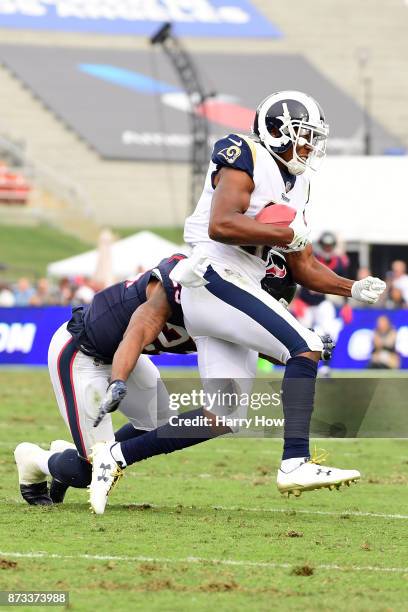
[88,91,386,513]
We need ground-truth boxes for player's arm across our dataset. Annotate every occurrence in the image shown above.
[93,282,171,427]
[209,167,294,247]
[111,281,171,382]
[286,244,353,296]
[286,245,386,303]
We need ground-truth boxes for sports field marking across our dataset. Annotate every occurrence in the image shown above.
[124,502,408,521]
[1,550,407,574]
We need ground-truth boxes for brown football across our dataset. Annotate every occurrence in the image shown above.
[255,203,296,226]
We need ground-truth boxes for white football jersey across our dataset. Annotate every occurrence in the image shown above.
[184,133,310,282]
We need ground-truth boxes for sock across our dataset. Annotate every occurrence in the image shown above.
[114,423,146,442]
[110,442,127,467]
[34,448,52,476]
[120,408,228,467]
[281,356,318,461]
[280,457,307,473]
[48,449,92,488]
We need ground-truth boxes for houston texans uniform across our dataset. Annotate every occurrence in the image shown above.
[48,255,194,458]
[179,133,323,388]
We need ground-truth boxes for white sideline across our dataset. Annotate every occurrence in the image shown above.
[127,502,408,521]
[0,550,407,574]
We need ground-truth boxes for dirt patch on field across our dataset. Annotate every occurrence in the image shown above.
[0,559,18,569]
[286,530,304,538]
[291,564,314,576]
[199,580,240,592]
[124,503,152,511]
[138,563,160,575]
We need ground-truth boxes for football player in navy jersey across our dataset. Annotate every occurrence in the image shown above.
[14,254,196,506]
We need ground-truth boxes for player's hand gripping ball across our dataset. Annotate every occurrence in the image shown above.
[255,204,310,251]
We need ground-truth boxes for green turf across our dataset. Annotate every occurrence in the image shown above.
[0,224,91,279]
[0,224,184,280]
[1,370,408,611]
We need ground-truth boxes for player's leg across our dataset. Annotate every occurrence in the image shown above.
[15,323,112,504]
[180,267,359,495]
[118,354,173,430]
[48,353,163,502]
[89,341,258,514]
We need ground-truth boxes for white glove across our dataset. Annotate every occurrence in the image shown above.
[278,211,310,252]
[351,276,386,304]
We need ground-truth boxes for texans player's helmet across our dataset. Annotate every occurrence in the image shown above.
[261,252,297,307]
[318,231,337,250]
[252,90,329,176]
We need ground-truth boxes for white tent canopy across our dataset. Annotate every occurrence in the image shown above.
[47,231,188,279]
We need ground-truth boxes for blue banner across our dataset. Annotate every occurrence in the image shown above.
[0,307,71,366]
[0,1,281,38]
[330,309,408,369]
[0,307,407,369]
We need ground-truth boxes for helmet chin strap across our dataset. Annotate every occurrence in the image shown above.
[286,158,306,175]
[265,142,306,176]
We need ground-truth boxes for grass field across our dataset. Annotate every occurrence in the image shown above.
[1,369,408,611]
[0,224,183,278]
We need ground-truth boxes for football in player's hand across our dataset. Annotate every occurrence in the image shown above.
[255,204,296,226]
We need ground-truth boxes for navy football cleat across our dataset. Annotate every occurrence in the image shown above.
[20,482,53,506]
[49,479,69,504]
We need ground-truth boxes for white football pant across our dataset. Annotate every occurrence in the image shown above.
[48,323,171,458]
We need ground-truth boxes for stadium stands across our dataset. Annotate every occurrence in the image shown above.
[0,0,406,229]
[0,161,30,204]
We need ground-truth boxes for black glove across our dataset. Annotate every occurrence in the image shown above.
[93,380,127,428]
[319,333,336,361]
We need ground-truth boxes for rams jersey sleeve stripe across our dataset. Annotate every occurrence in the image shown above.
[211,133,256,185]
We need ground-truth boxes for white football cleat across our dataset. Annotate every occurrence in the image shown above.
[14,442,52,505]
[89,442,124,515]
[277,457,360,497]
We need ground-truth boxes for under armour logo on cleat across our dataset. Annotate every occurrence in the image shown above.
[98,463,111,482]
[316,468,332,476]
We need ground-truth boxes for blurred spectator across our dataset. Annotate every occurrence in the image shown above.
[357,266,371,280]
[390,260,408,304]
[56,278,75,306]
[12,277,35,306]
[0,283,15,307]
[383,286,407,309]
[72,278,95,305]
[350,267,375,308]
[368,315,400,369]
[30,277,62,306]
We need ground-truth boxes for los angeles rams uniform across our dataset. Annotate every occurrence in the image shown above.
[177,133,323,387]
[184,133,310,284]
